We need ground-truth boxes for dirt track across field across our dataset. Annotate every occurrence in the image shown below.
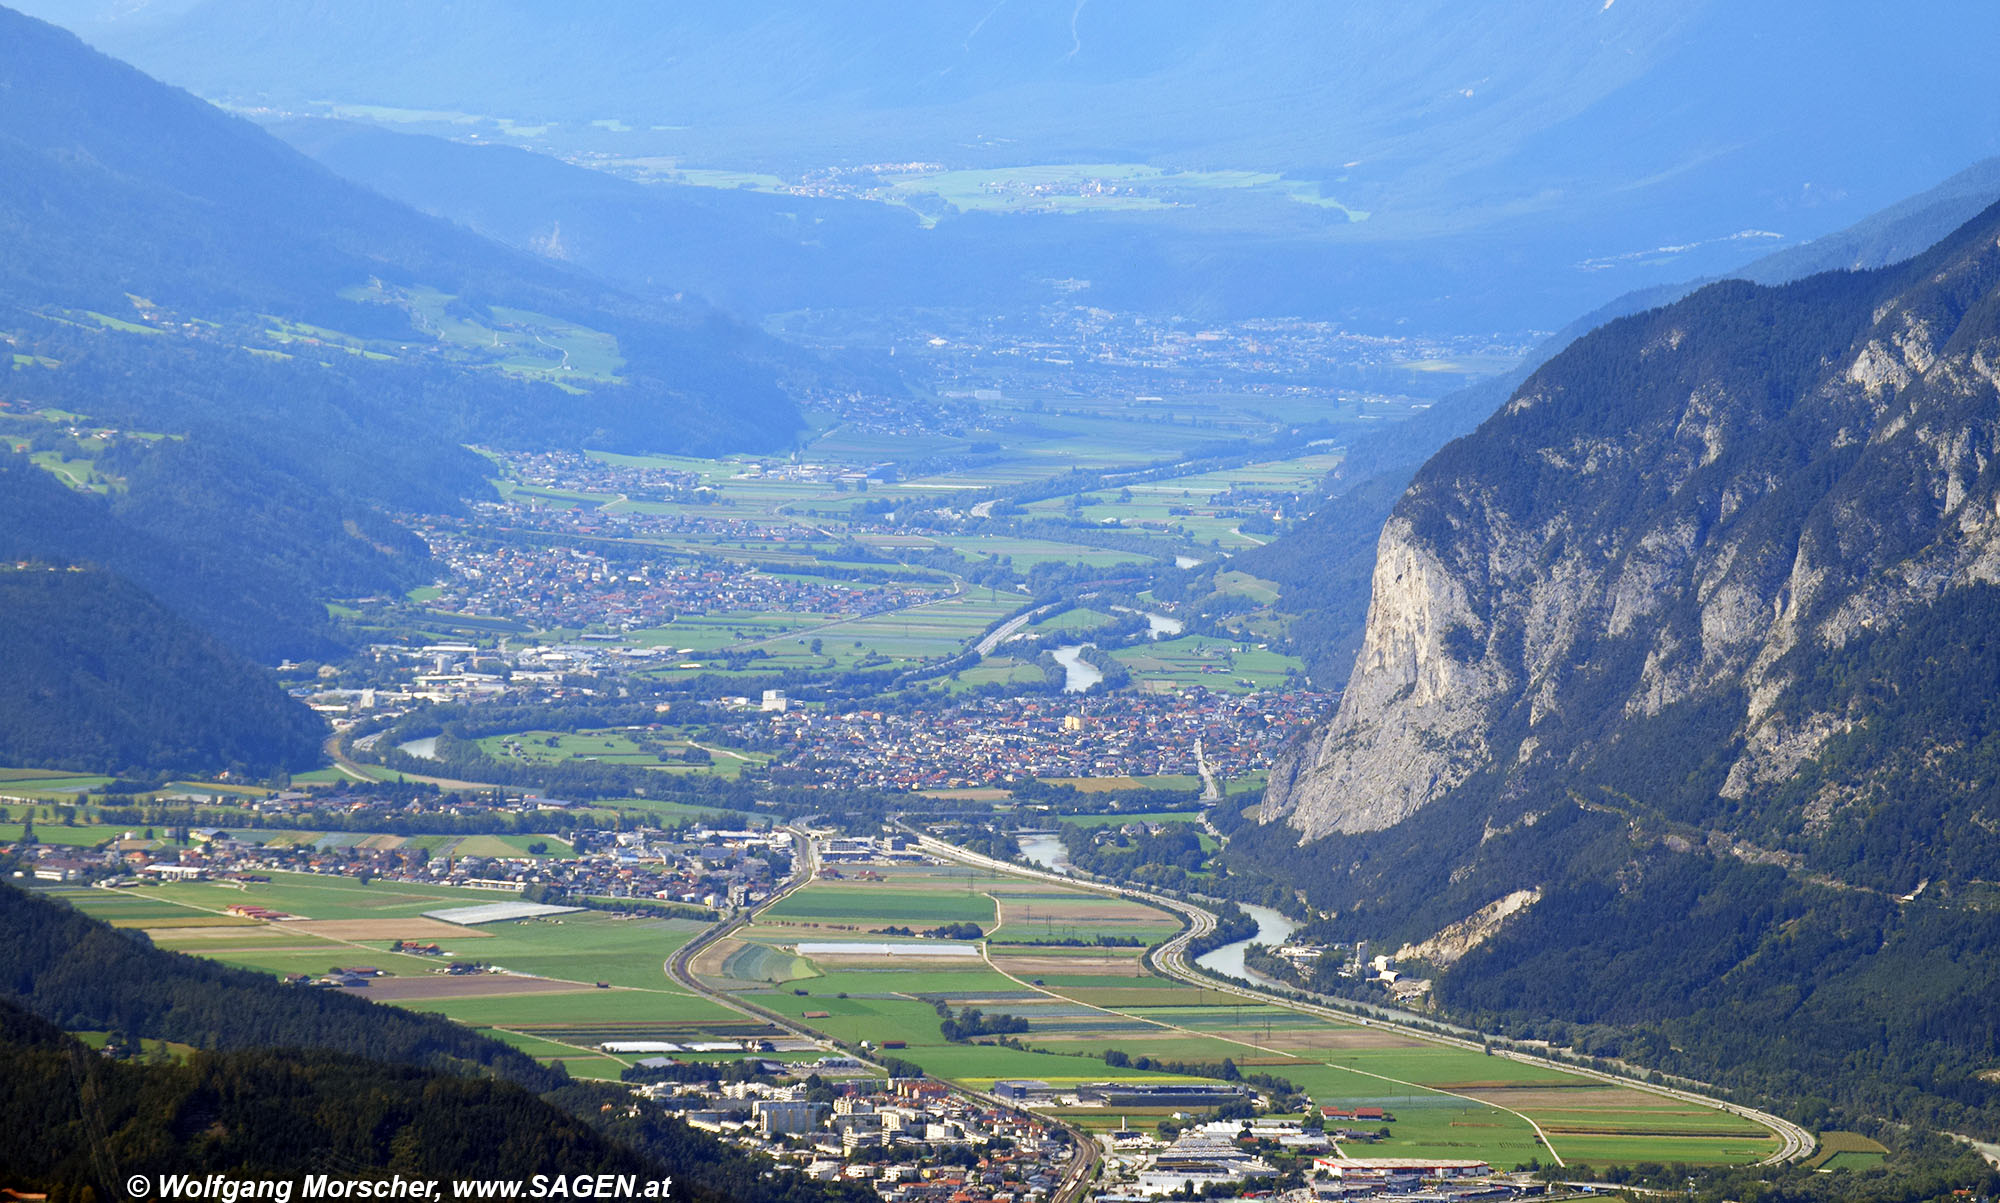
[340,974,594,1001]
[286,918,490,941]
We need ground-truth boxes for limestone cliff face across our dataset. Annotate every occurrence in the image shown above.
[1262,200,2000,851]
[1262,515,1505,838]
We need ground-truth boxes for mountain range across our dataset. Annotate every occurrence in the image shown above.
[0,5,824,454]
[0,563,323,776]
[0,2,859,766]
[1239,196,2000,1132]
[17,2,2000,328]
[1237,156,2000,685]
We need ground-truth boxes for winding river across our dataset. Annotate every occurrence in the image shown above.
[397,736,440,760]
[1050,645,1103,692]
[1112,605,1184,640]
[1015,832,1072,873]
[1016,835,1300,988]
[1193,902,1302,987]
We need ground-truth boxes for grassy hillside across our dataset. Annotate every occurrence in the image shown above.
[0,5,816,454]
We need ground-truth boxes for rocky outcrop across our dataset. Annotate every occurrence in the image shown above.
[1263,199,2000,851]
[1395,887,1540,968]
[1260,514,1507,837]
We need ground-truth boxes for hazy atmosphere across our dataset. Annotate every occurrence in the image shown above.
[4,6,2000,1203]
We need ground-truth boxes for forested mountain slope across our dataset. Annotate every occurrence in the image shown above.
[0,5,812,454]
[0,566,323,775]
[0,3,872,670]
[0,1001,640,1197]
[1237,201,2000,1133]
[0,882,553,1082]
[0,885,866,1203]
[1240,158,2000,685]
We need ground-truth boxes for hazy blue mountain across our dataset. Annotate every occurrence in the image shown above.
[266,117,952,319]
[1236,199,2000,1131]
[6,1,1705,181]
[20,2,2000,327]
[1737,157,2000,285]
[1239,157,2000,684]
[0,5,818,454]
[0,5,890,665]
[268,116,1502,325]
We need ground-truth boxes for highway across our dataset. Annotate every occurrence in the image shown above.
[660,828,1104,1203]
[660,825,827,1042]
[907,829,1815,1170]
[974,602,1055,657]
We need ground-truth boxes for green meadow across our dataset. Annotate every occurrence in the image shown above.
[705,851,1782,1169]
[764,883,997,925]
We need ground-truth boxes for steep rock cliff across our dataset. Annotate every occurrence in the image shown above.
[1235,202,2000,1131]
[1265,200,2000,849]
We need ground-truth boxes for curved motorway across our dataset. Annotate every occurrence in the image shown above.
[908,829,1815,1170]
[661,828,1105,1203]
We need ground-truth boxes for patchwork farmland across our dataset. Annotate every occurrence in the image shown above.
[693,854,1785,1170]
[43,845,1787,1167]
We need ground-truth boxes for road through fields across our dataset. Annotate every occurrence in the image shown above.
[907,829,1815,1169]
[661,829,1105,1203]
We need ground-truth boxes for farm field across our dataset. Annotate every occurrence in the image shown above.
[607,587,1025,683]
[38,839,1786,1170]
[947,656,1050,691]
[793,593,1021,664]
[58,875,692,983]
[1036,776,1205,794]
[928,535,1159,572]
[400,985,731,1028]
[0,820,127,847]
[1022,607,1120,635]
[624,611,851,651]
[1003,452,1342,552]
[0,769,117,797]
[1806,1131,1891,1172]
[474,727,767,781]
[1112,633,1304,693]
[764,876,1000,926]
[41,876,759,1081]
[61,870,497,923]
[613,796,764,825]
[700,846,1784,1170]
